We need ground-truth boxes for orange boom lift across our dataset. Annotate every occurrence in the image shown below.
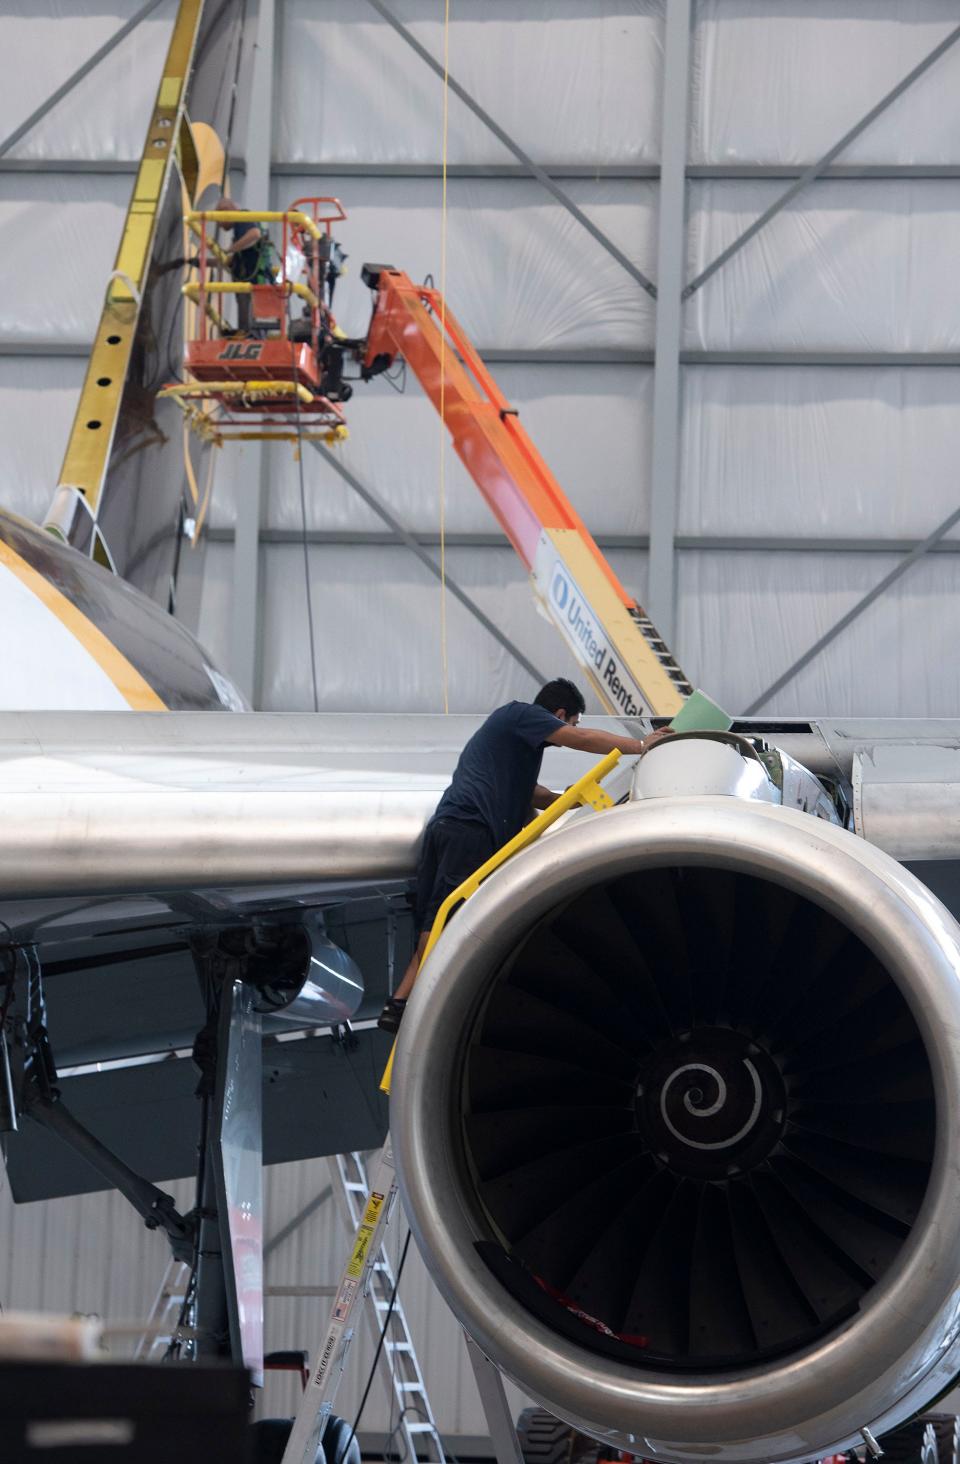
[358,265,690,718]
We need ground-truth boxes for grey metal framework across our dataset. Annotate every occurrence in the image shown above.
[229,0,275,706]
[8,1,960,711]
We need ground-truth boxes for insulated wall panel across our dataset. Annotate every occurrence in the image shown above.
[264,365,653,537]
[691,1,960,165]
[273,175,657,350]
[258,543,648,713]
[0,0,177,161]
[676,550,960,718]
[195,538,236,675]
[680,367,960,538]
[684,180,960,352]
[277,0,663,166]
[0,358,86,522]
[0,174,129,345]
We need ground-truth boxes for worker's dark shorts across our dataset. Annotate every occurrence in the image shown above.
[414,818,496,937]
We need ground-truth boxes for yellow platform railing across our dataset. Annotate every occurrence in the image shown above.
[380,747,621,1093]
[181,279,321,310]
[187,208,325,240]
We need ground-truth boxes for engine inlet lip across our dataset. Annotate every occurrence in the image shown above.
[392,798,960,1461]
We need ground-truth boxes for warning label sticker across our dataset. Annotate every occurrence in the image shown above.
[346,1190,386,1280]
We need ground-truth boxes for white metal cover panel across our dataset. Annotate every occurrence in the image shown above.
[691,1,960,164]
[0,0,177,161]
[277,0,664,165]
[679,366,960,539]
[208,365,654,537]
[250,543,647,713]
[0,173,129,345]
[0,359,87,523]
[685,180,960,352]
[677,549,960,717]
[274,173,657,352]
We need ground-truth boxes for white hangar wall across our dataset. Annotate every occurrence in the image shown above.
[2,1,960,1438]
[3,3,960,716]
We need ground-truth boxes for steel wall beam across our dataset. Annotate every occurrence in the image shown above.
[0,0,166,160]
[10,159,960,180]
[15,342,960,367]
[363,0,657,298]
[312,444,547,685]
[647,0,692,646]
[204,529,960,555]
[684,21,960,298]
[228,0,275,707]
[744,503,960,714]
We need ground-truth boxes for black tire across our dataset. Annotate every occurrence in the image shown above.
[250,1417,325,1464]
[880,1417,946,1464]
[323,1414,361,1464]
[516,1407,584,1464]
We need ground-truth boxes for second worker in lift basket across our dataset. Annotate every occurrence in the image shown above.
[377,678,670,1033]
[214,194,277,335]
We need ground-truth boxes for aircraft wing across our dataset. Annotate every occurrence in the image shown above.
[3,709,960,1204]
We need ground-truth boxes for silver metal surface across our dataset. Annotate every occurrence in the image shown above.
[213,978,264,1384]
[630,735,778,804]
[392,798,960,1463]
[463,1334,525,1464]
[267,931,364,1025]
[854,745,960,860]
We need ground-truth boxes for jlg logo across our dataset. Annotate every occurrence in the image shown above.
[219,342,263,360]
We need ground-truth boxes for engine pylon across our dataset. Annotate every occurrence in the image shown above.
[391,794,960,1464]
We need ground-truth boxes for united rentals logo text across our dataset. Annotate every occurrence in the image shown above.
[549,564,644,718]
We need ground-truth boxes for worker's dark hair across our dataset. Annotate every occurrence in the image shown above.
[534,678,586,717]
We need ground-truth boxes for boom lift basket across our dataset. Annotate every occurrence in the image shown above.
[159,198,351,446]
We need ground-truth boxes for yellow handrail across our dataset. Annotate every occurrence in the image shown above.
[187,208,324,241]
[182,279,320,309]
[159,380,316,404]
[380,747,621,1093]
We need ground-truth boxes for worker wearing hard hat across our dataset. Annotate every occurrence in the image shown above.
[377,678,670,1033]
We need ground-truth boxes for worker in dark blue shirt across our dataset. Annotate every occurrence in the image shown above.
[378,677,669,1032]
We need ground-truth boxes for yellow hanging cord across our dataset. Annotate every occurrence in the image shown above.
[438,0,451,713]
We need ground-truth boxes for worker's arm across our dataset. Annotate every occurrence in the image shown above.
[532,784,560,810]
[221,226,261,256]
[546,725,672,756]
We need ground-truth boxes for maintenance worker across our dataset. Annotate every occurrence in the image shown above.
[377,678,670,1032]
[213,194,276,335]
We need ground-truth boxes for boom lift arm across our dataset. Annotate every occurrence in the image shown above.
[359,266,691,719]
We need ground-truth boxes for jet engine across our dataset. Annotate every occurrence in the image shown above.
[391,749,960,1463]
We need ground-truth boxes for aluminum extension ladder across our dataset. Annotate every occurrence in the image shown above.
[281,1141,434,1464]
[284,755,624,1464]
[328,1151,445,1464]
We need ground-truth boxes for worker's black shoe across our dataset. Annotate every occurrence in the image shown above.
[377,997,407,1034]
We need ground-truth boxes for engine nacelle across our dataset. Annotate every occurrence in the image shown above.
[391,791,960,1463]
